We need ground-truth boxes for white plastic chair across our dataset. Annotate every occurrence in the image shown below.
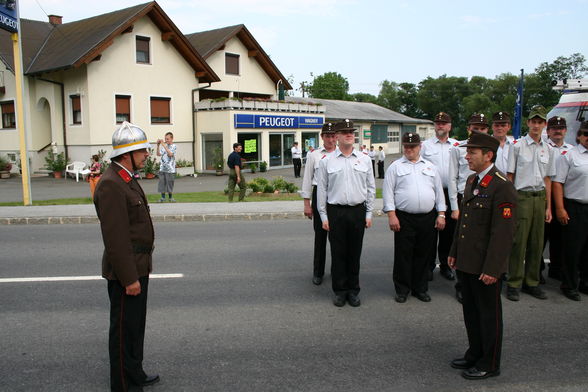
[65,161,90,182]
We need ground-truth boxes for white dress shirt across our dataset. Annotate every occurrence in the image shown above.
[301,146,330,199]
[316,148,376,222]
[553,144,588,203]
[507,134,556,191]
[448,140,472,211]
[421,136,458,188]
[495,136,514,174]
[291,146,302,159]
[382,155,446,214]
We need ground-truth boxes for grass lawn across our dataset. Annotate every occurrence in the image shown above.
[0,189,383,206]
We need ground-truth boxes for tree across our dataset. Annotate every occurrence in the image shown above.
[307,72,349,100]
[535,53,588,80]
[397,83,423,118]
[351,92,378,103]
[377,80,401,111]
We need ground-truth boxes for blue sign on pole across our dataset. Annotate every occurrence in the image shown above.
[234,114,323,129]
[0,0,18,33]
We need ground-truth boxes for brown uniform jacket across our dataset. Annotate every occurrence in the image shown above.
[94,164,154,286]
[449,165,517,278]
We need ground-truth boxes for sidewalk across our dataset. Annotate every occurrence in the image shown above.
[0,165,390,225]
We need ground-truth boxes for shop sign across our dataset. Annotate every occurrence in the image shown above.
[235,114,323,129]
[0,1,17,33]
[363,130,371,138]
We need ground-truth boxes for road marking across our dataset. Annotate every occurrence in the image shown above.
[0,273,184,283]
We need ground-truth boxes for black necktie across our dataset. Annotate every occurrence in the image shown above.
[472,175,479,191]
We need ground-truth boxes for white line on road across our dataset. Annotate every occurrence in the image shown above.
[0,273,184,283]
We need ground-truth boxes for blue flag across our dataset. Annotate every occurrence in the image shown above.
[512,69,524,139]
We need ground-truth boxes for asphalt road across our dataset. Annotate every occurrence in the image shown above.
[1,220,587,391]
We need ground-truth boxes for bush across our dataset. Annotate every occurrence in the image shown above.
[263,184,275,193]
[285,183,298,193]
[44,151,68,172]
[271,176,288,191]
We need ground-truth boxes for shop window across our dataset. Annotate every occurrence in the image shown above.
[388,129,399,142]
[70,94,81,124]
[225,53,240,75]
[150,97,171,124]
[1,101,15,128]
[371,124,388,143]
[354,130,359,145]
[115,95,131,123]
[136,36,150,64]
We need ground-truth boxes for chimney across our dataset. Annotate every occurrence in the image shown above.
[48,15,62,25]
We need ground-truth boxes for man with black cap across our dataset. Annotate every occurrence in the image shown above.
[317,119,376,307]
[491,111,515,174]
[448,131,517,380]
[539,116,573,282]
[301,122,337,285]
[553,121,588,301]
[383,132,446,303]
[506,105,556,301]
[421,112,458,281]
[448,113,490,302]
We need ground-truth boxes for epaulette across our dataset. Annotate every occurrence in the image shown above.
[321,154,327,159]
[453,141,460,146]
[513,140,518,144]
[561,150,568,155]
[495,172,507,181]
[480,174,493,188]
[117,169,132,183]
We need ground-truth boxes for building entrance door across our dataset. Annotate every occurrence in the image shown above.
[269,133,295,167]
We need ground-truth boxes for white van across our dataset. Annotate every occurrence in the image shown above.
[547,79,588,146]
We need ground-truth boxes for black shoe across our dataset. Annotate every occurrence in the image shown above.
[539,273,546,285]
[506,287,519,301]
[561,289,581,301]
[333,295,346,307]
[347,293,361,307]
[440,268,455,281]
[395,294,407,303]
[522,285,547,300]
[143,374,160,386]
[578,284,588,295]
[428,269,434,281]
[451,358,475,369]
[312,276,322,285]
[456,289,463,304]
[412,292,431,302]
[462,367,500,380]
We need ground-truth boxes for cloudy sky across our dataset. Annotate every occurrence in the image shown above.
[17,0,588,96]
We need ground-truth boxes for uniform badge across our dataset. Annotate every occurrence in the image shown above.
[117,169,132,183]
[502,207,512,219]
[453,141,460,147]
[480,174,493,188]
[473,189,479,196]
[562,150,568,155]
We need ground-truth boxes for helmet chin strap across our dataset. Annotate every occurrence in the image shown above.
[129,152,138,173]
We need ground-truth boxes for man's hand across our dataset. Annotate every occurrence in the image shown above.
[556,208,570,225]
[236,176,241,184]
[303,200,313,219]
[545,208,552,223]
[126,280,141,296]
[322,220,330,231]
[451,210,460,220]
[479,273,497,285]
[388,214,400,232]
[365,218,372,228]
[435,216,446,230]
[448,256,456,269]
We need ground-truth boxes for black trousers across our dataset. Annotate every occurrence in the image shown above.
[431,188,455,271]
[540,199,564,277]
[458,270,503,372]
[561,199,588,290]
[327,203,366,296]
[293,158,302,177]
[371,160,375,175]
[312,186,329,277]
[108,276,149,392]
[377,161,385,178]
[393,209,436,295]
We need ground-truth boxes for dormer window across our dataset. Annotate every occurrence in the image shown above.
[136,36,150,64]
[225,53,239,75]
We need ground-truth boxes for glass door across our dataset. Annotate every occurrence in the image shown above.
[269,133,295,167]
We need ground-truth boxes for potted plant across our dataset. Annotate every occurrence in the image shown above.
[248,162,257,173]
[175,159,195,176]
[259,160,267,172]
[44,151,68,178]
[212,146,224,175]
[143,148,158,179]
[0,156,11,179]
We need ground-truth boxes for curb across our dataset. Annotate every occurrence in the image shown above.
[0,210,387,225]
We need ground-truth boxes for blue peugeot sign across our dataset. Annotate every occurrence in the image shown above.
[235,114,323,129]
[0,0,18,33]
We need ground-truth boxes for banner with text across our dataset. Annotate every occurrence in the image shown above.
[0,0,18,33]
[234,114,323,129]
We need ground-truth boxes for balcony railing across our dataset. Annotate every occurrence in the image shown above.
[195,98,325,113]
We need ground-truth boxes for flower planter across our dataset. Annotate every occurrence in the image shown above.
[194,100,211,110]
[145,172,156,179]
[176,167,195,176]
[297,104,309,112]
[211,100,228,110]
[277,102,289,111]
[226,98,242,109]
[53,171,63,179]
[266,102,278,111]
[242,100,255,109]
[316,105,326,113]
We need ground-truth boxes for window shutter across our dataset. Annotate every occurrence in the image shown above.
[116,96,130,113]
[151,98,170,118]
[225,53,239,75]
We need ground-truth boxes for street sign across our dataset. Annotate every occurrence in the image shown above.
[0,0,18,33]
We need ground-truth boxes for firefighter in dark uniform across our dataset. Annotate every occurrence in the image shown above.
[94,121,160,391]
[448,131,517,380]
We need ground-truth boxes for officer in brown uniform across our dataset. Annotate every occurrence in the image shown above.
[448,131,517,380]
[94,121,160,391]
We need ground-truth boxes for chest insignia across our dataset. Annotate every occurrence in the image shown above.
[473,189,479,196]
[117,169,132,183]
[453,142,460,146]
[502,207,512,219]
[562,150,568,155]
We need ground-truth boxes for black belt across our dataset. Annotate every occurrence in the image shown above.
[565,198,588,206]
[132,243,153,254]
[327,203,364,209]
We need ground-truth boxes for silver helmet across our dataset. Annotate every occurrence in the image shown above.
[110,121,152,159]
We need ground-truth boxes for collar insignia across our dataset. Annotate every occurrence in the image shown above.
[117,169,132,183]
